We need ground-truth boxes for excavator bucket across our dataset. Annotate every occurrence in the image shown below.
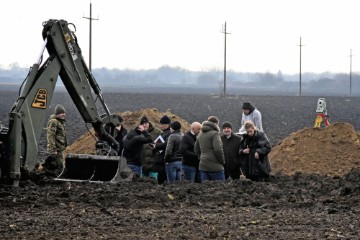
[56,154,133,183]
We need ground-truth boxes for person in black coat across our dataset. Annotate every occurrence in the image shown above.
[179,122,202,183]
[104,115,128,155]
[114,124,128,155]
[123,124,152,176]
[221,121,242,180]
[239,121,271,181]
[152,115,172,184]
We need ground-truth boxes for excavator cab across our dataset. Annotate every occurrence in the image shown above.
[0,19,133,186]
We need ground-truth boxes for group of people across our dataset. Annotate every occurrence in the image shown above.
[46,101,272,183]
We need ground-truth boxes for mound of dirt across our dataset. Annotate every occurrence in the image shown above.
[66,108,191,155]
[269,122,360,176]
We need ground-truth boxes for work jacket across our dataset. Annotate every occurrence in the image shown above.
[164,130,183,163]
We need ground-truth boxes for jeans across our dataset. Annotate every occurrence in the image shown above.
[165,161,182,182]
[182,165,201,183]
[200,170,225,182]
[127,164,142,176]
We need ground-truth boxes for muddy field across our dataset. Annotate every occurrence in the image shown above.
[1,90,360,239]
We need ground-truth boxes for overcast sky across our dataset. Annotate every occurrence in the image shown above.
[1,0,359,74]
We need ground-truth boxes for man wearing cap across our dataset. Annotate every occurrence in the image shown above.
[45,104,67,175]
[152,115,172,184]
[239,102,263,134]
[140,116,162,178]
[164,121,183,182]
[221,121,242,179]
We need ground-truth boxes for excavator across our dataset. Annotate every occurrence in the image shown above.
[0,19,132,187]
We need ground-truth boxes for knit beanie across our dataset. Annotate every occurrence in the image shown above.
[140,116,149,125]
[117,115,124,123]
[242,102,253,110]
[160,115,171,124]
[170,121,181,131]
[116,115,124,127]
[222,121,233,129]
[54,104,66,115]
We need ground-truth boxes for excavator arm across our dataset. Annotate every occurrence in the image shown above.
[0,19,129,186]
[42,19,119,144]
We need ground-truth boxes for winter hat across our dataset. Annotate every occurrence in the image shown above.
[170,121,181,131]
[207,116,219,124]
[242,102,253,110]
[117,115,124,123]
[140,116,149,125]
[54,104,65,115]
[222,121,233,129]
[160,115,171,124]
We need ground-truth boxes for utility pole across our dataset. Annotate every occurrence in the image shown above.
[83,1,99,72]
[349,49,353,96]
[221,22,231,97]
[297,37,304,96]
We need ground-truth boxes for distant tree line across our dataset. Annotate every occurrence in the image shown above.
[1,65,359,96]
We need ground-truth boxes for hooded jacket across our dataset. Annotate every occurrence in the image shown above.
[195,121,225,172]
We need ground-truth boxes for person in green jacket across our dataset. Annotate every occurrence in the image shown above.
[195,116,225,182]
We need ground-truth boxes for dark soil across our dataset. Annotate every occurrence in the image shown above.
[1,90,360,239]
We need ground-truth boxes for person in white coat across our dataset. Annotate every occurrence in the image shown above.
[239,102,263,134]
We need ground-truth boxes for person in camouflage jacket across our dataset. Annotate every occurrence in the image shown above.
[45,104,67,175]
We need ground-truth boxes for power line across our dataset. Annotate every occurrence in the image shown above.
[221,22,231,97]
[349,49,354,96]
[297,37,304,96]
[83,1,99,72]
